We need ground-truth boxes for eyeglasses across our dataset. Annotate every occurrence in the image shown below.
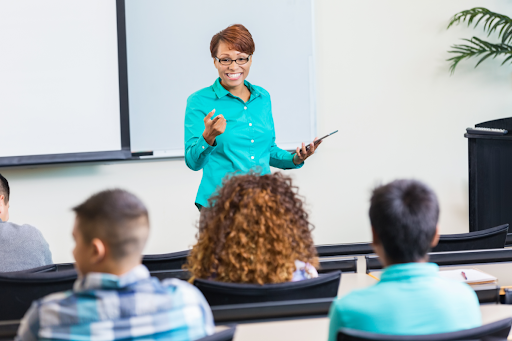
[215,56,251,66]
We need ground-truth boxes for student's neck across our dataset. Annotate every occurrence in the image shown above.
[87,259,141,277]
[385,256,428,268]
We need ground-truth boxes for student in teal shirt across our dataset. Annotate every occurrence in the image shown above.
[327,180,481,340]
[184,24,321,211]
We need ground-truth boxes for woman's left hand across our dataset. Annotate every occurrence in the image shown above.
[293,137,322,165]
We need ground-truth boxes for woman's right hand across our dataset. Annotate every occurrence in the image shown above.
[203,109,226,146]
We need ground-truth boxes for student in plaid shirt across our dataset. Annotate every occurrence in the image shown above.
[16,189,214,341]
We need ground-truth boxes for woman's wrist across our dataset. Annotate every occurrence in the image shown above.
[203,131,216,146]
[292,154,303,165]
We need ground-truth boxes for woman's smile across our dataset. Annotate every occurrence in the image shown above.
[226,73,242,80]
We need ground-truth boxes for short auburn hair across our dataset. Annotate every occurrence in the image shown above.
[186,172,318,285]
[210,24,255,58]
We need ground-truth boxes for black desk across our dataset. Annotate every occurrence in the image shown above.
[211,297,334,324]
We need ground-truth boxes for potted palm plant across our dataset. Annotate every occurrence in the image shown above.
[447,7,512,73]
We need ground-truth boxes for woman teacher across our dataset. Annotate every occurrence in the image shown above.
[185,24,321,212]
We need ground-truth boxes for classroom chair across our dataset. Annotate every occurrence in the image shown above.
[432,224,509,252]
[0,270,77,321]
[9,263,75,273]
[142,250,190,271]
[337,317,512,341]
[194,271,341,306]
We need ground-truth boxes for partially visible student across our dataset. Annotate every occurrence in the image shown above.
[0,173,52,272]
[16,189,214,341]
[187,172,318,284]
[327,180,481,340]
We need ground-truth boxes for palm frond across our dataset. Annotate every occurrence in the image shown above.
[447,37,512,73]
[448,8,512,44]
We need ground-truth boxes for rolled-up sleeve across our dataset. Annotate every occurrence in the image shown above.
[184,95,217,171]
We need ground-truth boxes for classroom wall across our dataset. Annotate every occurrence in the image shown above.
[3,0,512,263]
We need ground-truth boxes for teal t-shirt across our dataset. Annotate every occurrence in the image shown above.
[184,78,303,207]
[327,263,481,341]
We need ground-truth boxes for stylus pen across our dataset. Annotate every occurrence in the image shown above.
[461,271,468,280]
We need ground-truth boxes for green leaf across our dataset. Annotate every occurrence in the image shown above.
[448,7,512,44]
[446,36,512,73]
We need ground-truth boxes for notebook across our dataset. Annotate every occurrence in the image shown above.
[367,268,496,285]
[438,268,497,285]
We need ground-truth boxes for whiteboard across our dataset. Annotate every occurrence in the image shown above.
[125,0,316,157]
[0,0,130,166]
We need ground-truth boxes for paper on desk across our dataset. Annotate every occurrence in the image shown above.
[438,268,496,285]
[367,268,496,285]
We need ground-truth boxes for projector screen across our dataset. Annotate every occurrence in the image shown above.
[0,0,130,166]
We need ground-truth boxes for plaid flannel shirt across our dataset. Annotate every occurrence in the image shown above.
[16,265,214,341]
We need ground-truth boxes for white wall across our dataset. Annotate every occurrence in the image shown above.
[2,0,512,263]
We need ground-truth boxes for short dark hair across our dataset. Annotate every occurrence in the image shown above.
[369,179,439,263]
[0,174,9,204]
[73,189,149,260]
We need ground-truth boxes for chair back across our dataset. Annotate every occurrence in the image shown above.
[194,271,341,306]
[337,317,512,341]
[8,263,75,274]
[432,224,509,252]
[196,326,236,341]
[0,270,77,321]
[142,250,190,271]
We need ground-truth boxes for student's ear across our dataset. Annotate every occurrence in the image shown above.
[90,238,106,264]
[430,225,440,248]
[0,195,7,222]
[371,227,381,247]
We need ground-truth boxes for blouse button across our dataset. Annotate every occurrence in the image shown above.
[249,123,252,126]
[202,146,205,149]
[244,106,247,110]
[251,156,254,159]
[251,140,254,143]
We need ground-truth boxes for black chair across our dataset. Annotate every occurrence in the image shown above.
[142,250,190,271]
[194,271,341,306]
[196,326,236,341]
[318,257,357,273]
[337,317,512,341]
[432,224,509,252]
[316,243,373,257]
[150,269,191,281]
[7,263,75,274]
[0,270,77,321]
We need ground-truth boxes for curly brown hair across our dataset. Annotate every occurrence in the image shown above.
[186,172,318,285]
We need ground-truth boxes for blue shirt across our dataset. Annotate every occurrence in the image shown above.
[327,263,481,340]
[185,78,303,207]
[16,265,215,341]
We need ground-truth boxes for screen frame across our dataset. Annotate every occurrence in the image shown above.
[0,0,131,168]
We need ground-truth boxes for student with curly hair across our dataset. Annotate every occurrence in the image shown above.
[186,172,318,284]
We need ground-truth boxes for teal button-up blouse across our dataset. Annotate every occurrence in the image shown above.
[185,78,303,208]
